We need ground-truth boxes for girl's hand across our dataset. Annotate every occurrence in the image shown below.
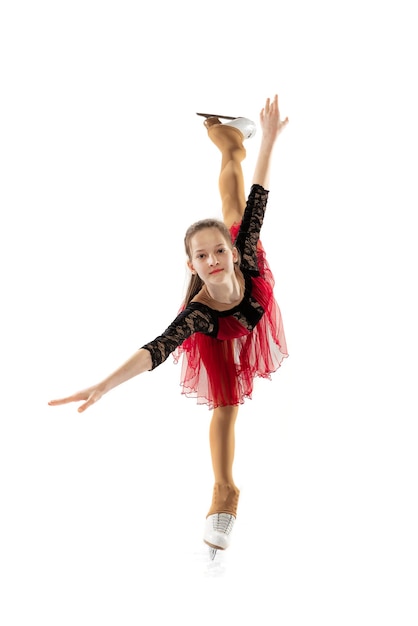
[48,384,105,413]
[251,92,289,188]
[260,94,289,142]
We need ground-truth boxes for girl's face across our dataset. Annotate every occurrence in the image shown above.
[187,227,238,284]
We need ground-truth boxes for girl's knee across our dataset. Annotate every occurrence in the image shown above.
[213,405,239,421]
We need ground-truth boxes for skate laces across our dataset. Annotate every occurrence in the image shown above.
[209,513,235,535]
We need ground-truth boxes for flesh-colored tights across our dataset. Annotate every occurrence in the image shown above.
[205,121,247,517]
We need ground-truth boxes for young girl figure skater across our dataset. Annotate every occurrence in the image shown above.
[49,94,289,558]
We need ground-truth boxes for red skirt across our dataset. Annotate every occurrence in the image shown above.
[173,227,288,409]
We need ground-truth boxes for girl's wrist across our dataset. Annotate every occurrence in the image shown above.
[259,138,275,154]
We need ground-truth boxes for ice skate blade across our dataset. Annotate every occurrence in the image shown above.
[196,112,236,120]
[210,547,217,560]
[204,540,225,560]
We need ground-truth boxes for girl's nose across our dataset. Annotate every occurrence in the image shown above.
[208,254,219,265]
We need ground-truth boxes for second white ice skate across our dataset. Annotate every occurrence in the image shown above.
[203,513,236,559]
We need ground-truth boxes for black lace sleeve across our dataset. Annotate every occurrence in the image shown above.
[140,304,215,370]
[234,184,269,274]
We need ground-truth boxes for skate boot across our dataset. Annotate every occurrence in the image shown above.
[203,483,240,559]
[196,113,256,139]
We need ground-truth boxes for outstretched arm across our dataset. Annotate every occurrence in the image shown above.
[48,348,152,413]
[252,94,289,189]
[48,305,214,413]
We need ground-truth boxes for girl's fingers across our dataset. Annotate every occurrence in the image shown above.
[77,392,101,412]
[48,386,102,412]
[48,396,77,406]
[48,391,89,406]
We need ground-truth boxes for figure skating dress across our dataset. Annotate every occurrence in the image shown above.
[141,184,288,409]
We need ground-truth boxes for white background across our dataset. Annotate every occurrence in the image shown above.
[1,0,417,624]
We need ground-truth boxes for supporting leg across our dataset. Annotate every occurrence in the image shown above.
[207,405,240,514]
[204,406,240,557]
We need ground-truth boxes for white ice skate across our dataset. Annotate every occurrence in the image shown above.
[196,113,256,139]
[203,513,236,560]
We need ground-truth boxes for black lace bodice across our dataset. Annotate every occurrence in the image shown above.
[141,184,269,369]
[234,184,268,274]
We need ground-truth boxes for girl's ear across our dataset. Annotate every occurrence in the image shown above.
[232,246,239,263]
[187,260,196,275]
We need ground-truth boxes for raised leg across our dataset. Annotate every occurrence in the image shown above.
[206,119,247,229]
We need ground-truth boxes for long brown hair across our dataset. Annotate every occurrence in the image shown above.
[183,219,240,306]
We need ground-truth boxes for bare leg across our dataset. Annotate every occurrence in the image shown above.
[206,405,240,517]
[206,119,247,229]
